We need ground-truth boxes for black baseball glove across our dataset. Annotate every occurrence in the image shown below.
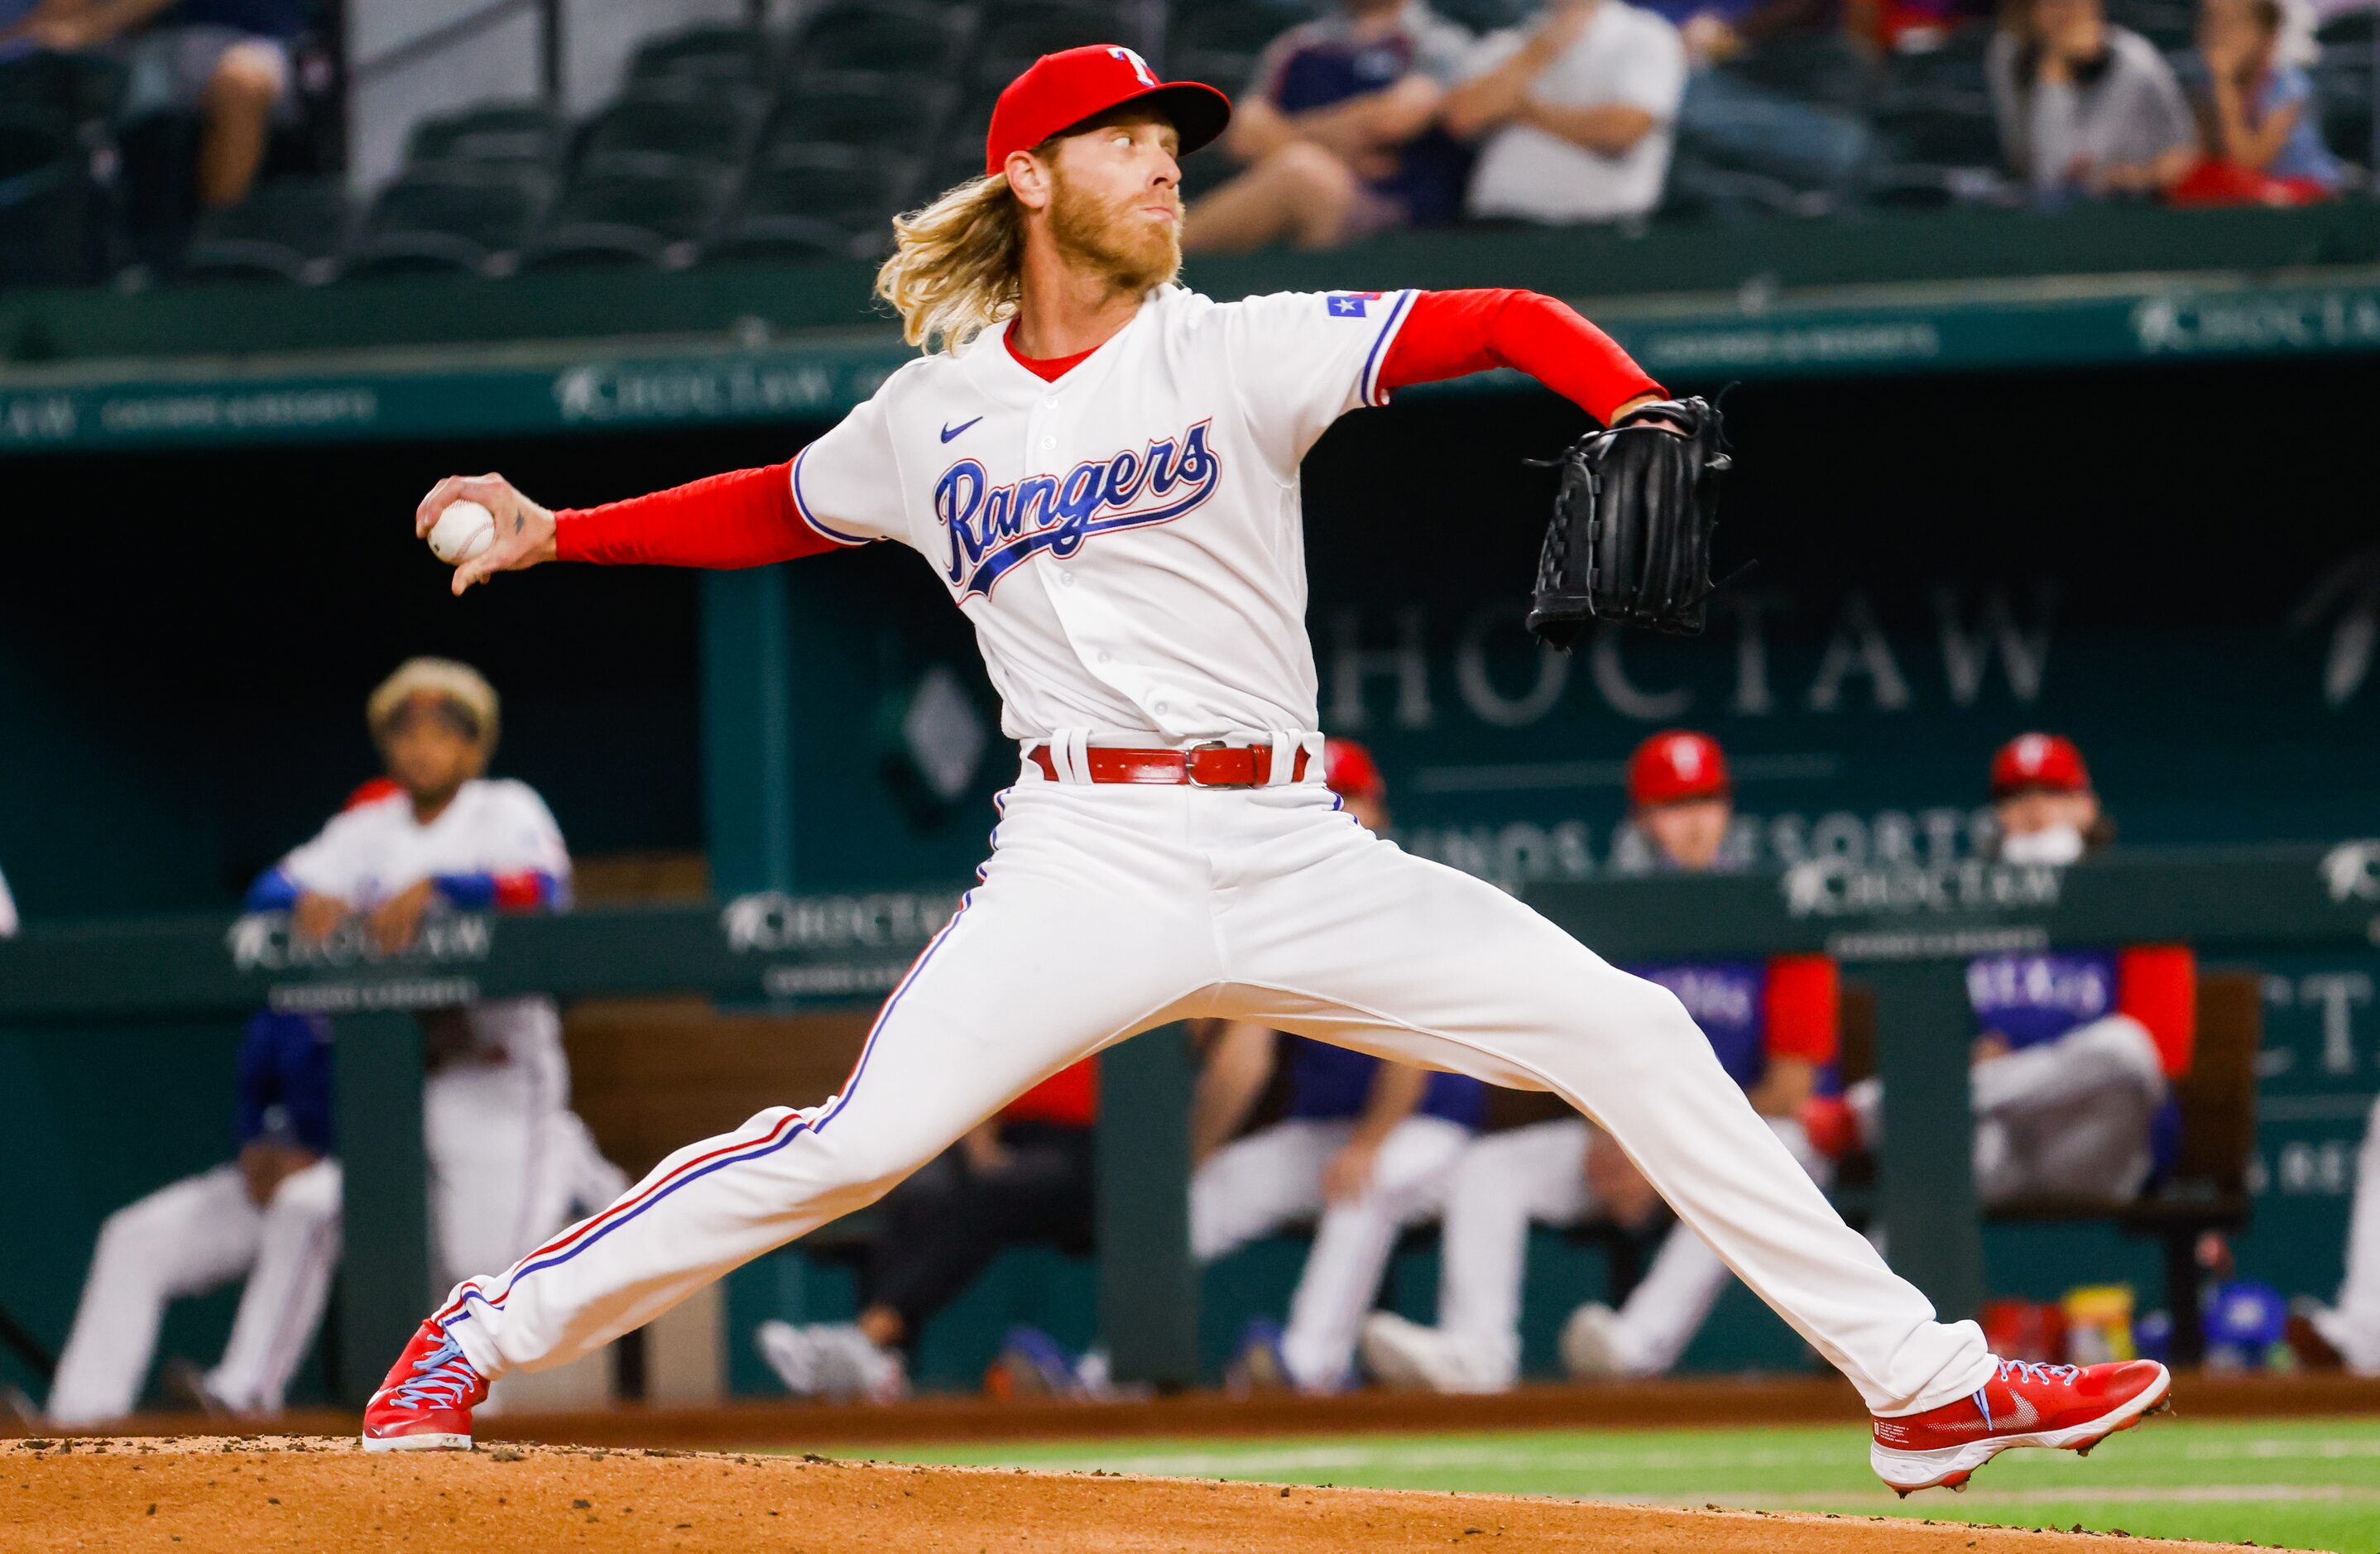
[1525,396,1734,650]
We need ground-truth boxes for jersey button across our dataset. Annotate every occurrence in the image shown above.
[1058,571,1075,588]
[1096,650,1111,664]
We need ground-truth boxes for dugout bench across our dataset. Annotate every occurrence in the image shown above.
[0,842,2372,1401]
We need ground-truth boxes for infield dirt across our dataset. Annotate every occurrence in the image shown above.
[0,1436,2306,1553]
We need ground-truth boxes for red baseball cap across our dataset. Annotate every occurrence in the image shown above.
[1628,731,1731,808]
[986,44,1231,176]
[1991,732,2090,797]
[1323,737,1386,803]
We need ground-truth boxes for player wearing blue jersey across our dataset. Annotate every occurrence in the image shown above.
[1815,735,2197,1207]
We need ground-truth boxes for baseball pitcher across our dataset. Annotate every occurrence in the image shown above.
[367,46,2167,1494]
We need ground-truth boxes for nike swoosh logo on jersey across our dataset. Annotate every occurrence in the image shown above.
[940,417,982,444]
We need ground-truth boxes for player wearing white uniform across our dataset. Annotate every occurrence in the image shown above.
[261,659,619,1287]
[2292,1104,2380,1374]
[367,46,2169,1493]
[46,666,624,1424]
[1360,731,1839,1393]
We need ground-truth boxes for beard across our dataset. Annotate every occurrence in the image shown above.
[1048,165,1183,296]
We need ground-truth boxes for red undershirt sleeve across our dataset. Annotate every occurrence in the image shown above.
[2116,944,2197,1078]
[553,461,840,569]
[1376,289,1664,426]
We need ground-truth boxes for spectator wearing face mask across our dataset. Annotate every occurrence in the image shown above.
[1807,734,2197,1207]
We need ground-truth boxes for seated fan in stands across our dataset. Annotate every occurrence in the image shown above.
[19,0,313,207]
[1183,0,1477,252]
[2168,0,2341,205]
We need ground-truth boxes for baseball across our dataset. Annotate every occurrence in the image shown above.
[427,498,496,564]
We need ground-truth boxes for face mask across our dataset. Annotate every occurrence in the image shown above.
[2000,824,2085,866]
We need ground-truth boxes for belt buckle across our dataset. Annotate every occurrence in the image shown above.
[1185,741,1260,789]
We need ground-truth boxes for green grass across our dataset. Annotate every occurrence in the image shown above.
[861,1417,2380,1552]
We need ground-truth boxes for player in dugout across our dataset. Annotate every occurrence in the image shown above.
[1188,739,1488,1393]
[376,45,2174,1493]
[42,667,626,1424]
[1807,734,2197,1206]
[1360,730,1841,1390]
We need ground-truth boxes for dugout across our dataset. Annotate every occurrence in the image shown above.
[3,214,2379,1405]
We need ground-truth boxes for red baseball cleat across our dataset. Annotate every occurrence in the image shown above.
[360,1320,487,1453]
[1869,1357,2171,1494]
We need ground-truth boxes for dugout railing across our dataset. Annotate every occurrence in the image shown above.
[1,841,2374,1402]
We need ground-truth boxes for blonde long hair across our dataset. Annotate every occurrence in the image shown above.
[875,173,1027,355]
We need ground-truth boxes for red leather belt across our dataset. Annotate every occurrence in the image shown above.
[1029,742,1313,788]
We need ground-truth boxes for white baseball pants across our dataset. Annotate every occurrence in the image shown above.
[1192,1115,1470,1389]
[1425,1115,1828,1389]
[2310,1094,2380,1373]
[1848,1014,2166,1206]
[436,775,1993,1415]
[47,1158,343,1426]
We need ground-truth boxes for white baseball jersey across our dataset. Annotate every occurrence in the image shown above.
[277,779,570,909]
[786,284,1418,743]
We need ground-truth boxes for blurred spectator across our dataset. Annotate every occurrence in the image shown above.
[1989,0,2195,197]
[1358,731,1840,1390]
[17,0,311,207]
[2168,0,2340,204]
[1186,741,1490,1394]
[2288,1096,2380,1374]
[0,859,15,938]
[46,1010,343,1426]
[1848,0,1990,52]
[1813,733,2198,1206]
[1445,0,1688,224]
[753,1058,1099,1403]
[1184,0,1476,253]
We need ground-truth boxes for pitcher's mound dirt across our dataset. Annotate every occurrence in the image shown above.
[0,1436,2293,1553]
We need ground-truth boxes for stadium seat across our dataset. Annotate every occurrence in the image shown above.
[974,1,1140,88]
[573,87,761,177]
[2107,0,2194,48]
[1725,33,1879,112]
[338,166,545,281]
[766,70,957,161]
[177,175,350,285]
[700,211,863,267]
[1869,89,2000,165]
[522,159,730,271]
[740,142,919,244]
[1428,0,1534,32]
[0,50,131,133]
[404,101,564,173]
[1662,154,1835,221]
[0,106,89,286]
[626,22,777,93]
[792,0,976,80]
[1167,0,1317,94]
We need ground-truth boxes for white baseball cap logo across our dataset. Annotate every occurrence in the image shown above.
[1670,739,1702,779]
[2014,733,2050,773]
[1108,46,1159,88]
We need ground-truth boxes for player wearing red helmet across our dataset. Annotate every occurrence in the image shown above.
[1361,731,1843,1391]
